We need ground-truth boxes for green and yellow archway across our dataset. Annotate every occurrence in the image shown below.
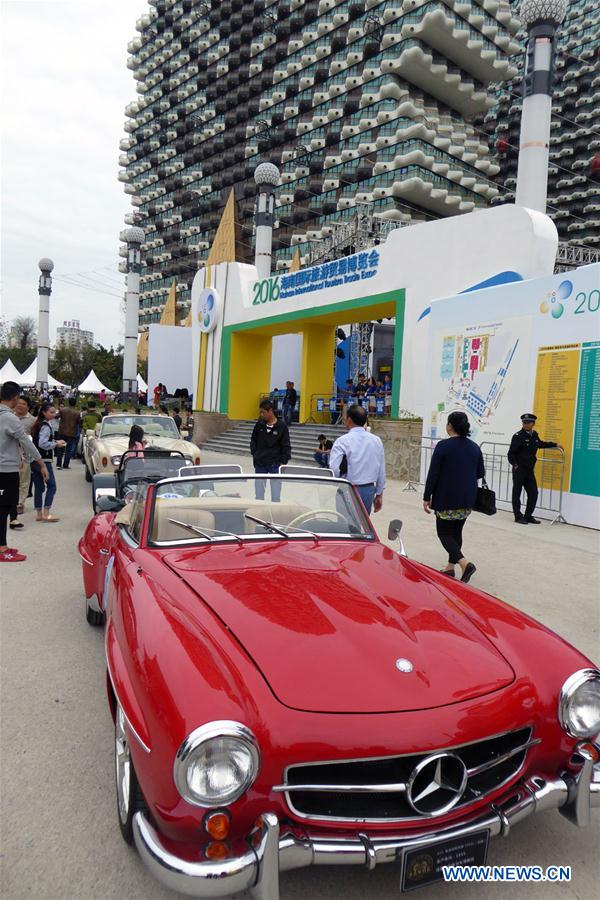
[220,288,405,422]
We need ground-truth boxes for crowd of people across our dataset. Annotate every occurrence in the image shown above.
[0,366,555,578]
[0,379,196,561]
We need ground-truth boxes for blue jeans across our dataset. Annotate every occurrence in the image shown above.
[313,451,330,468]
[355,483,376,515]
[282,403,293,426]
[58,436,77,468]
[254,465,281,502]
[32,461,57,511]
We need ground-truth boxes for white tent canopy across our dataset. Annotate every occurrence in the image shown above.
[17,358,68,389]
[19,359,37,387]
[137,373,148,392]
[0,359,23,383]
[78,369,111,394]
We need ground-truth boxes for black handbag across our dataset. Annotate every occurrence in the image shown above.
[474,478,496,516]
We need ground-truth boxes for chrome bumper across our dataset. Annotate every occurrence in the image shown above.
[133,750,600,900]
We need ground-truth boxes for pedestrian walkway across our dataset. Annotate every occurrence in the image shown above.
[200,448,599,664]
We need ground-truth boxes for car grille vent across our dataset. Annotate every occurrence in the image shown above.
[282,727,534,821]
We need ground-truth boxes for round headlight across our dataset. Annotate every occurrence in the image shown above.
[111,455,121,466]
[173,721,260,807]
[559,669,600,739]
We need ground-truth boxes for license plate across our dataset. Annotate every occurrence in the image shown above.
[401,830,489,892]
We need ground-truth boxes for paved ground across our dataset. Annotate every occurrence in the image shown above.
[1,451,598,900]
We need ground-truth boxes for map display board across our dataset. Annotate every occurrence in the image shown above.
[424,265,600,528]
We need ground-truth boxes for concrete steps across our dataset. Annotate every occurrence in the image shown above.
[200,420,344,464]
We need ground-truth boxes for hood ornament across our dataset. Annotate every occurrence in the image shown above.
[395,658,413,673]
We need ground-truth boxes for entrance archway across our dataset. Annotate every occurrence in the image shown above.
[220,288,404,421]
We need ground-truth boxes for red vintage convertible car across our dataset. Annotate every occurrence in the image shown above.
[78,467,600,898]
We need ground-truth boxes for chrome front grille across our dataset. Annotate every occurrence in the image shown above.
[278,727,537,822]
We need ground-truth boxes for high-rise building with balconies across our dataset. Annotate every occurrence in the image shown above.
[119,0,523,330]
[481,0,599,245]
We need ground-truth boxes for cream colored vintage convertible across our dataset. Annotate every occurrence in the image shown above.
[82,414,201,481]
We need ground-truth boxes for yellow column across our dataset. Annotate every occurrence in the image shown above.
[228,331,272,420]
[299,324,336,423]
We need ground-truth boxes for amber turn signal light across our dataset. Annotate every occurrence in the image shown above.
[205,841,229,860]
[204,810,230,840]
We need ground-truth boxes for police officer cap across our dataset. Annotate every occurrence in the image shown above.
[521,413,537,423]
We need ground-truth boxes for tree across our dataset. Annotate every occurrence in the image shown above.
[10,316,37,351]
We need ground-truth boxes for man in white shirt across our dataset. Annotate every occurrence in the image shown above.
[329,404,386,514]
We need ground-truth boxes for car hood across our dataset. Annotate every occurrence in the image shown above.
[161,542,515,714]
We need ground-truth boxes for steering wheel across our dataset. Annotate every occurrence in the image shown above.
[288,509,348,529]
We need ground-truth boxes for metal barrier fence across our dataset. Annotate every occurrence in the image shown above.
[304,392,393,424]
[479,441,566,524]
[404,437,567,524]
[404,436,437,491]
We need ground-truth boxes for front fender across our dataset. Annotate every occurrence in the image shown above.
[105,618,152,753]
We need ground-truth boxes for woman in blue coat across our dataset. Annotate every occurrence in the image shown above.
[423,411,485,583]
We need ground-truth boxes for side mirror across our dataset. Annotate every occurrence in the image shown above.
[86,429,95,438]
[97,495,125,513]
[388,519,403,541]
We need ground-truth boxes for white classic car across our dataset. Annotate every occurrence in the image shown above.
[82,414,201,481]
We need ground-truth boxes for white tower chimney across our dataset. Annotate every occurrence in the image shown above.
[121,226,145,400]
[254,162,280,279]
[36,258,54,391]
[515,0,567,213]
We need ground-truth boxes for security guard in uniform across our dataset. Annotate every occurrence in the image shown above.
[507,414,561,524]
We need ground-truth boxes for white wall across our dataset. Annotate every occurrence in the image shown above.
[271,335,302,390]
[148,325,193,397]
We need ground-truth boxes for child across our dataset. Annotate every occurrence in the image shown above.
[128,424,147,456]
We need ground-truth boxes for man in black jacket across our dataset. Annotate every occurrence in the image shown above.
[282,381,297,426]
[250,399,291,502]
[508,413,562,524]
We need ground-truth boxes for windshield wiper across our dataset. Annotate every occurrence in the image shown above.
[271,522,319,540]
[244,514,289,538]
[167,518,213,541]
[167,519,244,544]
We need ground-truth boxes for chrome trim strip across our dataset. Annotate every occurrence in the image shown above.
[79,551,93,566]
[466,737,541,777]
[281,727,535,824]
[105,656,151,755]
[274,781,407,794]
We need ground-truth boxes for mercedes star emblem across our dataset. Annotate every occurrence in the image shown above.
[406,752,468,815]
[395,658,413,673]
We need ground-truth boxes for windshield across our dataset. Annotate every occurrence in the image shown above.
[150,476,374,544]
[100,415,179,439]
[119,452,192,491]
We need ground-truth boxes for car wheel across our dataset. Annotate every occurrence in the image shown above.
[85,464,92,483]
[115,705,147,844]
[85,597,104,627]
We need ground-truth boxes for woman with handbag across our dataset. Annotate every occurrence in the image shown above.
[423,411,485,583]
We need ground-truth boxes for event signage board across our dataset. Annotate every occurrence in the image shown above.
[423,264,600,528]
[250,249,380,308]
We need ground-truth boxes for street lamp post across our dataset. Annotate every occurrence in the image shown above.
[515,0,567,213]
[122,226,145,401]
[36,258,54,391]
[254,163,280,280]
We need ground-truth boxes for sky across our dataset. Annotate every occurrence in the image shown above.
[1,0,144,349]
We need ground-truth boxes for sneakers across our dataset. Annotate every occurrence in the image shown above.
[0,549,27,562]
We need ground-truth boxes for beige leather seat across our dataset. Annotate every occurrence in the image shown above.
[153,501,215,542]
[244,505,310,533]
